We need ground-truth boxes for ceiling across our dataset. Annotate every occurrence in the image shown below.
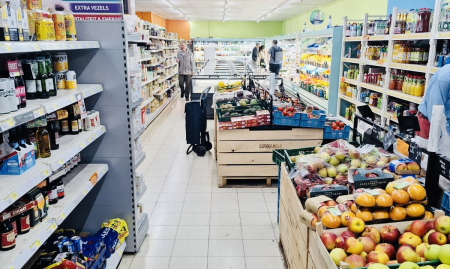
[134,0,336,21]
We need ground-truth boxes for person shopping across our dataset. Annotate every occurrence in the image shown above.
[416,64,450,139]
[268,40,282,75]
[177,42,195,101]
[252,43,260,63]
[257,45,267,69]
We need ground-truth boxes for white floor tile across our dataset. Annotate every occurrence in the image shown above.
[266,201,278,213]
[140,192,160,203]
[211,202,240,213]
[169,257,207,269]
[187,184,211,193]
[146,169,170,177]
[176,226,209,240]
[236,188,263,193]
[237,192,265,202]
[157,192,186,203]
[153,202,184,213]
[149,212,181,226]
[145,176,166,185]
[182,202,211,213]
[210,213,241,226]
[243,240,281,257]
[184,192,211,202]
[208,240,244,257]
[136,239,174,257]
[209,226,242,240]
[262,188,278,193]
[189,176,214,185]
[147,184,164,193]
[207,257,246,269]
[211,192,238,202]
[239,202,268,213]
[147,226,178,240]
[164,176,190,185]
[263,192,279,201]
[246,257,285,269]
[240,213,272,226]
[161,184,188,193]
[172,240,209,256]
[179,212,210,226]
[167,169,192,178]
[242,226,276,240]
[128,257,171,269]
[117,255,133,269]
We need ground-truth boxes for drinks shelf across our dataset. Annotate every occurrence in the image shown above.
[0,41,99,54]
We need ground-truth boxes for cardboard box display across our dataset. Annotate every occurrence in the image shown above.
[305,196,333,214]
[218,121,233,130]
[0,145,36,175]
[348,168,394,190]
[308,185,348,200]
[300,210,318,230]
[256,110,270,118]
[336,194,355,204]
[389,158,421,175]
[0,199,37,222]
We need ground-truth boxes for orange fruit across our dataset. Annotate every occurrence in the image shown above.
[318,206,329,219]
[423,211,434,220]
[373,188,387,195]
[356,193,376,207]
[321,213,341,229]
[390,206,407,221]
[386,183,395,195]
[376,194,394,207]
[391,190,410,204]
[373,210,389,220]
[403,176,420,185]
[356,210,373,222]
[351,203,358,214]
[340,211,356,226]
[406,204,425,218]
[407,184,426,201]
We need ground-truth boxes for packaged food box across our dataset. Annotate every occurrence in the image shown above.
[256,110,270,119]
[305,195,333,214]
[218,121,233,130]
[389,158,421,175]
[349,168,394,190]
[308,184,348,200]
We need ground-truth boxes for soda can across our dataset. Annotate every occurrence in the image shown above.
[54,53,68,71]
[58,235,68,241]
[53,240,63,252]
[55,71,66,89]
[85,113,95,131]
[52,12,66,41]
[71,236,83,253]
[63,240,75,253]
[94,111,100,127]
[64,12,77,41]
[64,70,77,89]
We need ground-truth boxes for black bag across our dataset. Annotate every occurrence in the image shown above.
[185,101,201,145]
[260,59,266,68]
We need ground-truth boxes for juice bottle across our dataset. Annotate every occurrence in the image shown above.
[392,43,399,62]
[396,71,403,91]
[416,76,425,96]
[402,74,408,93]
[399,42,406,63]
[410,76,418,96]
[405,75,412,94]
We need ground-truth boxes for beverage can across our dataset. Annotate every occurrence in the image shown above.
[58,235,68,241]
[52,12,66,41]
[63,240,75,252]
[55,71,66,89]
[53,53,68,71]
[64,12,77,41]
[53,240,63,252]
[94,111,100,127]
[85,113,95,131]
[71,236,83,253]
[64,70,77,89]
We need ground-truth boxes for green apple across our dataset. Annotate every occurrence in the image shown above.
[439,244,450,264]
[329,156,340,166]
[398,262,420,269]
[424,244,441,261]
[420,266,435,269]
[437,265,450,269]
[368,264,389,269]
[329,248,347,266]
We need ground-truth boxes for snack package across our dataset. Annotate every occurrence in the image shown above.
[101,218,129,244]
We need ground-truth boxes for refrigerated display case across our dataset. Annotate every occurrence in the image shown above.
[265,34,299,82]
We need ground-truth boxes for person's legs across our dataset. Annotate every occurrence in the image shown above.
[275,64,281,76]
[185,75,192,101]
[269,63,276,73]
[179,74,186,98]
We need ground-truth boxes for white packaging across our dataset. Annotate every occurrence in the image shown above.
[5,79,17,112]
[0,80,10,114]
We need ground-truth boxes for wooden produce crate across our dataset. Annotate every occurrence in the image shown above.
[312,211,445,269]
[279,163,309,269]
[216,125,323,187]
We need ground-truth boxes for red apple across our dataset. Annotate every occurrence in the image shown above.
[336,236,347,249]
[396,245,421,263]
[366,250,389,264]
[344,254,365,268]
[374,243,396,260]
[425,220,435,232]
[410,220,427,237]
[398,232,422,248]
[434,215,450,235]
[404,224,411,233]
[415,242,429,258]
[362,227,381,244]
[423,229,435,244]
[340,231,356,239]
[386,260,398,265]
[320,232,338,250]
[344,237,363,255]
[427,231,447,245]
[357,236,376,253]
[307,163,317,174]
[325,200,338,207]
[380,225,400,244]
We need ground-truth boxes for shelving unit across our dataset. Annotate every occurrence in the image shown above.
[337,2,445,128]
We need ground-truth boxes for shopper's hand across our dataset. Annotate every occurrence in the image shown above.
[176,58,179,63]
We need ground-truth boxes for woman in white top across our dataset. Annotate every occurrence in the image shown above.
[257,45,267,68]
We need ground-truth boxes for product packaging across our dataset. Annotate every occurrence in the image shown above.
[308,184,349,200]
[389,158,421,175]
[349,168,394,190]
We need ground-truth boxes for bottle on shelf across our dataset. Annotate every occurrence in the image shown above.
[17,60,26,108]
[69,105,79,135]
[5,79,18,112]
[47,121,60,150]
[23,58,38,100]
[36,56,49,99]
[45,54,57,97]
[326,15,332,29]
[0,218,16,251]
[385,14,392,35]
[36,127,51,158]
[0,80,10,114]
[8,128,21,152]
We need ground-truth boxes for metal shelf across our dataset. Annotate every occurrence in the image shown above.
[131,98,143,109]
[155,82,177,96]
[106,242,127,269]
[165,62,177,68]
[136,184,147,202]
[136,213,149,252]
[0,41,99,54]
[0,84,103,132]
[135,153,146,167]
[0,163,108,269]
[133,126,144,140]
[145,90,179,128]
[141,76,160,87]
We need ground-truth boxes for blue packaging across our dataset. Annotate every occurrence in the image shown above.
[0,149,35,175]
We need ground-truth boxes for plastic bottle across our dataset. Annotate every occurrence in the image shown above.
[303,22,307,33]
[402,74,408,93]
[356,23,362,36]
[326,15,332,29]
[416,76,425,96]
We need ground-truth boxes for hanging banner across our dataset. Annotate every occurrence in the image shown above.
[42,0,123,21]
[310,10,324,25]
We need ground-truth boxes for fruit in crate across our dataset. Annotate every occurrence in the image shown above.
[380,225,401,244]
[391,190,410,204]
[357,210,373,222]
[358,236,376,253]
[410,220,427,237]
[425,220,434,231]
[424,244,440,261]
[424,211,434,219]
[367,264,389,269]
[374,243,396,260]
[330,248,347,265]
[338,164,349,173]
[349,149,360,159]
[439,244,450,264]
[345,237,364,254]
[396,245,421,263]
[398,232,422,248]
[398,262,420,269]
[322,213,341,229]
[320,232,338,250]
[407,184,426,201]
[427,231,447,245]
[406,204,425,218]
[423,229,435,243]
[348,217,365,233]
[376,194,393,207]
[362,227,381,244]
[415,242,429,257]
[350,159,361,168]
[367,251,389,264]
[356,193,376,207]
[434,216,450,235]
[336,236,348,249]
[344,254,366,268]
[341,212,355,227]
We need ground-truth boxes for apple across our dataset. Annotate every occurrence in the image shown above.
[361,251,368,261]
[327,167,337,178]
[324,177,333,184]
[338,163,349,173]
[362,227,381,244]
[306,163,317,174]
[329,156,340,166]
[366,156,377,165]
[398,232,422,248]
[340,231,356,239]
[405,224,411,233]
[336,236,347,249]
[320,152,330,161]
[396,245,421,263]
[361,162,368,169]
[437,265,450,269]
[320,232,338,250]
[318,168,328,177]
[335,174,347,182]
[397,163,408,170]
[325,200,338,206]
[425,220,435,232]
[374,243,395,260]
[314,146,321,154]
[424,244,441,261]
[439,244,450,264]
[407,162,420,171]
[398,262,419,269]
[379,156,389,163]
[344,237,364,255]
[386,260,398,265]
[330,248,347,265]
[358,236,376,253]
[415,242,429,258]
[314,159,324,169]
[410,220,427,237]
[428,231,447,245]
[349,149,360,159]
[380,225,401,244]
[344,254,365,268]
[367,251,389,264]
[335,150,346,160]
[367,264,389,269]
[348,217,365,234]
[351,159,361,168]
[311,214,319,227]
[423,229,436,243]
[434,216,450,235]
[376,161,386,167]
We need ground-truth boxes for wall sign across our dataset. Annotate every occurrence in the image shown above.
[310,10,325,25]
[42,0,123,21]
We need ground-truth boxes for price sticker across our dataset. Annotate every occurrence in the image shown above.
[90,89,94,95]
[47,223,56,233]
[1,118,15,131]
[33,108,45,118]
[87,137,93,143]
[70,96,76,102]
[34,43,40,50]
[58,159,64,166]
[58,213,66,224]
[29,239,41,251]
[79,142,85,149]
[397,138,410,157]
[40,168,50,179]
[9,266,14,269]
[83,189,87,195]
[90,172,99,186]
[93,133,98,139]
[52,103,58,110]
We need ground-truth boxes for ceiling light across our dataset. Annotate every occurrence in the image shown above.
[256,0,291,22]
[162,0,190,21]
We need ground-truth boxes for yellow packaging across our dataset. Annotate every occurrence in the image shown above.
[53,53,68,71]
[52,12,65,41]
[64,12,76,41]
[64,70,76,89]
[55,71,65,89]
[35,13,55,40]
[102,218,129,244]
[26,0,42,10]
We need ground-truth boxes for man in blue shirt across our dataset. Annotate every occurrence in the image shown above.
[417,64,450,139]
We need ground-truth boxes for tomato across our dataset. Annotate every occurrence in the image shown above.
[287,107,295,112]
[336,120,341,125]
[282,111,288,116]
[288,112,294,117]
[331,123,337,129]
[277,107,283,112]
[339,122,345,127]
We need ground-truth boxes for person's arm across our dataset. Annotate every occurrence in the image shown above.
[253,47,257,60]
[423,78,450,126]
[191,51,195,75]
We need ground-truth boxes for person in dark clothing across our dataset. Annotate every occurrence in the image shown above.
[268,40,282,76]
[176,42,195,101]
[252,43,260,62]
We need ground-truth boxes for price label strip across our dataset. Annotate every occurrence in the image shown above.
[57,213,66,224]
[33,108,45,118]
[1,118,15,131]
[29,239,41,251]
[40,168,50,179]
[3,191,18,206]
[47,223,57,234]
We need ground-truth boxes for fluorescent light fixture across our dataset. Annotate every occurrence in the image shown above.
[162,0,190,21]
[256,0,291,22]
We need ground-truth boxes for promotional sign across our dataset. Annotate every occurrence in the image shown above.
[42,0,123,21]
[310,10,324,25]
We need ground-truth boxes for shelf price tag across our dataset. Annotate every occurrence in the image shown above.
[1,118,15,131]
[57,213,65,224]
[90,172,99,186]
[83,188,88,195]
[58,159,64,166]
[3,191,18,205]
[79,142,85,149]
[47,223,57,234]
[40,168,50,179]
[29,239,41,251]
[52,103,58,110]
[33,108,45,118]
[397,138,410,157]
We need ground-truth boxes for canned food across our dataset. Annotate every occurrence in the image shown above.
[53,53,68,71]
[52,12,66,41]
[64,12,77,41]
[85,113,95,131]
[71,236,82,253]
[64,70,77,89]
[55,71,66,89]
[63,240,75,252]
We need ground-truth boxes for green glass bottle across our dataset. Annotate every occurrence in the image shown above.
[35,56,49,99]
[45,54,57,97]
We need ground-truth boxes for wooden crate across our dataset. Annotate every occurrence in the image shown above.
[307,252,316,269]
[216,125,323,187]
[278,163,309,269]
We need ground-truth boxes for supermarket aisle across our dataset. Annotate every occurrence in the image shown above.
[118,95,286,269]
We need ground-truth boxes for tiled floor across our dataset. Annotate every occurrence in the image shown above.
[118,96,286,269]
